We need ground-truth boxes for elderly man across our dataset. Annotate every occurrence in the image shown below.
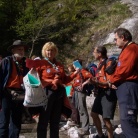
[0,40,29,138]
[110,28,138,138]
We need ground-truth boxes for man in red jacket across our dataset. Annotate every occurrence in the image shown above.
[110,28,138,138]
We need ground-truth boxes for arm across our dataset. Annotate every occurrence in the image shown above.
[91,77,117,89]
[110,44,137,84]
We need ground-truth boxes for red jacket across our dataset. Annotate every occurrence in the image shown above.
[26,58,77,118]
[26,58,76,87]
[96,60,111,88]
[70,68,93,96]
[110,42,138,84]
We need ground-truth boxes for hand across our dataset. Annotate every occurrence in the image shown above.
[91,77,98,85]
[74,68,80,75]
[111,84,117,89]
[82,78,91,87]
[52,79,61,85]
[30,68,36,74]
[76,85,83,91]
[51,84,58,90]
[108,81,117,89]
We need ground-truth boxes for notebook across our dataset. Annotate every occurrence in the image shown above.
[73,60,82,69]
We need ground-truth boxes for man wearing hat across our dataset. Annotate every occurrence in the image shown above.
[0,40,29,138]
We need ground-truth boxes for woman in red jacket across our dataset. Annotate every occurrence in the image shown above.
[26,42,78,138]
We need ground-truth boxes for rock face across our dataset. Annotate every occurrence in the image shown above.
[97,0,138,55]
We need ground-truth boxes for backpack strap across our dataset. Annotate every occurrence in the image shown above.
[96,59,107,74]
[95,59,108,81]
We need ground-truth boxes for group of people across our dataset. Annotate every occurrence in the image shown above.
[0,28,137,138]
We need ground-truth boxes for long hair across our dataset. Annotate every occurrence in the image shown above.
[95,46,108,59]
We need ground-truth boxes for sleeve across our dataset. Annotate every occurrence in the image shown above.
[82,69,93,80]
[0,58,9,91]
[60,68,78,85]
[61,72,75,85]
[110,45,137,83]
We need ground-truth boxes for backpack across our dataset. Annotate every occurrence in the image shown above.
[82,63,97,96]
[87,63,97,77]
[104,56,118,75]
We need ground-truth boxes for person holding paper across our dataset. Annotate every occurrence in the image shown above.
[70,59,93,136]
[26,42,79,138]
[66,64,80,127]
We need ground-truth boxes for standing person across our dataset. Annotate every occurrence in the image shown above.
[26,42,78,138]
[0,40,29,138]
[66,64,80,126]
[70,59,93,136]
[91,46,117,138]
[109,28,138,138]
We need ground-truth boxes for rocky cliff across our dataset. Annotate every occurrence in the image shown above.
[97,0,138,56]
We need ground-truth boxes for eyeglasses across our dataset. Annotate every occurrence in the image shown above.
[93,51,98,53]
[114,38,118,41]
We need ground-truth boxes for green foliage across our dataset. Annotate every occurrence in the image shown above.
[0,0,131,63]
[0,0,22,55]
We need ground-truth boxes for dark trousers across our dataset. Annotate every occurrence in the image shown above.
[37,89,63,138]
[116,81,138,138]
[0,94,23,138]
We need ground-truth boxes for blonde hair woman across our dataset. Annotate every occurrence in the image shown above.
[26,42,78,138]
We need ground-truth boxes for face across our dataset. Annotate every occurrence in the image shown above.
[12,46,25,59]
[114,33,125,49]
[45,48,56,61]
[93,48,101,60]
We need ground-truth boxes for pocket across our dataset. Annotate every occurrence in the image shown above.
[125,82,138,109]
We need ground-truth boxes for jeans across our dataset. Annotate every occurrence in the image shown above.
[116,81,138,138]
[0,93,23,138]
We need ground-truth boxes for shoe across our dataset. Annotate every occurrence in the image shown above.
[77,128,90,136]
[68,121,79,127]
[59,124,70,132]
[94,134,106,138]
